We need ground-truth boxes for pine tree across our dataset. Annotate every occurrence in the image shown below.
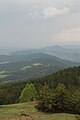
[19,83,37,102]
[37,84,52,112]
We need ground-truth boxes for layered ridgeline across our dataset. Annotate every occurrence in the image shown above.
[11,45,80,62]
[0,52,79,83]
[41,45,80,62]
[0,66,80,105]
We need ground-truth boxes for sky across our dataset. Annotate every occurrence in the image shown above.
[0,0,80,49]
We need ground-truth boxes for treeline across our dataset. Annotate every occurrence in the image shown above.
[34,66,80,89]
[0,66,80,105]
[0,81,27,104]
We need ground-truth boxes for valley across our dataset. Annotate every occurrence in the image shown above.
[0,51,79,83]
[0,0,80,119]
[0,46,80,120]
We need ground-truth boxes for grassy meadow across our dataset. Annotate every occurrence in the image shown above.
[0,102,76,120]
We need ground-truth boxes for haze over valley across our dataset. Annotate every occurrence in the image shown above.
[0,45,80,83]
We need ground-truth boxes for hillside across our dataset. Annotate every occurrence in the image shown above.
[10,45,80,62]
[0,52,79,83]
[0,66,80,105]
[0,102,76,120]
[34,66,80,89]
[42,45,80,62]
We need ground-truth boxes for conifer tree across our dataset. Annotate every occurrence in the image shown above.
[19,83,37,102]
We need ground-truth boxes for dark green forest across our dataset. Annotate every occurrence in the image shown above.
[0,66,80,105]
[36,84,80,114]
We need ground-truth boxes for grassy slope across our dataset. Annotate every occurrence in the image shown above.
[0,102,76,120]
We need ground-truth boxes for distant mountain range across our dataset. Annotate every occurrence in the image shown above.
[0,52,79,83]
[42,45,80,62]
[0,45,80,83]
[10,45,80,62]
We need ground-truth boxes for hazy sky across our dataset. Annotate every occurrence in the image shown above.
[0,0,80,49]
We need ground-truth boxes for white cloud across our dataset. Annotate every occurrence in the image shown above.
[0,0,80,48]
[28,6,70,18]
[0,0,79,19]
[0,0,71,12]
[53,28,80,43]
[43,7,70,18]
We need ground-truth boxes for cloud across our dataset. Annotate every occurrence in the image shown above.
[43,7,70,18]
[53,27,80,43]
[0,0,80,48]
[0,0,71,14]
[0,0,79,19]
[28,6,70,19]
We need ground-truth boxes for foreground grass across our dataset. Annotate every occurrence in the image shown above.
[0,102,76,120]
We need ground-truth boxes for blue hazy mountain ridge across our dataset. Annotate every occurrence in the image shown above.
[0,52,78,71]
[0,52,79,83]
[42,45,80,62]
[9,45,80,62]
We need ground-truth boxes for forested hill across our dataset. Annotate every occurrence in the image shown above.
[34,66,80,89]
[0,66,80,105]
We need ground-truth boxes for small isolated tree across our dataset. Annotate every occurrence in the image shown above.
[19,83,37,103]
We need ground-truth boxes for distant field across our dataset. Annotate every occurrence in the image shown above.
[0,102,76,120]
[0,74,9,79]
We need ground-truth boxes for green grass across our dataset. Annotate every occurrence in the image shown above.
[0,102,76,120]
